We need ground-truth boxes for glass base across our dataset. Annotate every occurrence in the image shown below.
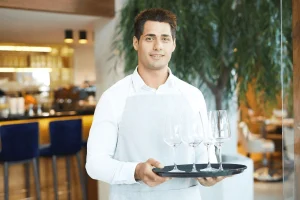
[190,163,198,172]
[190,168,198,172]
[168,165,185,172]
[168,169,185,172]
[200,167,218,172]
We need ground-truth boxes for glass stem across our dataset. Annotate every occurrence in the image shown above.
[192,146,197,171]
[218,143,223,170]
[173,146,178,170]
[206,143,212,168]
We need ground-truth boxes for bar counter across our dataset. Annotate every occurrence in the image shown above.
[0,111,98,200]
[0,109,94,121]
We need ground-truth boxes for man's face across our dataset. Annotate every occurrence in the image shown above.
[133,21,176,71]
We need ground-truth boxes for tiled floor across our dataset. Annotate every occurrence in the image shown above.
[254,181,283,200]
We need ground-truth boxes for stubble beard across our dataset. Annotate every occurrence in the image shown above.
[147,63,167,71]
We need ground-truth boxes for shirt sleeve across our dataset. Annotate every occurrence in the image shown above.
[85,91,139,185]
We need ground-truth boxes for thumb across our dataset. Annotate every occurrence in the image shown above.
[147,158,164,168]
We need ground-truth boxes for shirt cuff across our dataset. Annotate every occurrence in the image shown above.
[128,162,140,184]
[114,162,140,185]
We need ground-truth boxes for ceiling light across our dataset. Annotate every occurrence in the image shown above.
[79,30,88,44]
[64,29,74,44]
[0,46,52,52]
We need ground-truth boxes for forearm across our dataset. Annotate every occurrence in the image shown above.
[86,153,139,184]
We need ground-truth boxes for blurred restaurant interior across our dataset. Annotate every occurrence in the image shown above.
[0,0,299,200]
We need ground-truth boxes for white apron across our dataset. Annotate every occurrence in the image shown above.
[110,93,203,200]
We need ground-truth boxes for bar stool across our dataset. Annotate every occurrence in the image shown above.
[81,140,88,192]
[0,122,41,200]
[39,119,86,200]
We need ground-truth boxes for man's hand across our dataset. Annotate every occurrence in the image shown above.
[197,176,226,187]
[135,158,171,187]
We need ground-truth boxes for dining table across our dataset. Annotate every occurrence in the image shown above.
[249,116,294,182]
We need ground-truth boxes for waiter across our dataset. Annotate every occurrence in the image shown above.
[86,8,226,200]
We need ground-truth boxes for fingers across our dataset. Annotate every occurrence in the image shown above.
[197,177,215,186]
[138,158,170,187]
[147,158,164,168]
[197,176,227,187]
[145,169,164,181]
[144,169,170,187]
[146,175,170,186]
[216,176,226,182]
[145,163,168,182]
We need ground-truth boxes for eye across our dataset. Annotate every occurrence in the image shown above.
[145,37,154,41]
[162,37,171,42]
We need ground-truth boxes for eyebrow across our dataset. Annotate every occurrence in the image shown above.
[144,34,171,37]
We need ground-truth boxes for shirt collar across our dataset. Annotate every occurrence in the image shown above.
[132,66,176,92]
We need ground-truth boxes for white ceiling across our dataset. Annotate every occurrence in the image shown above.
[0,8,106,46]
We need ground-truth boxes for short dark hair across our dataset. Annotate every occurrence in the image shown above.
[134,8,177,41]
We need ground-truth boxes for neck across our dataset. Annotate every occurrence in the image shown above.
[137,67,169,89]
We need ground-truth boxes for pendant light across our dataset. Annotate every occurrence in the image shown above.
[64,29,73,44]
[79,30,88,44]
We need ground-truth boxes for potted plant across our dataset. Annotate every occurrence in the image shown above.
[112,0,292,111]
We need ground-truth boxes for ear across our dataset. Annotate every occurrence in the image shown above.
[133,36,139,51]
[172,38,176,52]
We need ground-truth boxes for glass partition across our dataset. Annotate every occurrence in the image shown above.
[282,0,295,199]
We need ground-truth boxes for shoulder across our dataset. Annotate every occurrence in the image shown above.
[94,75,132,118]
[101,75,132,100]
[173,76,207,112]
[174,76,204,99]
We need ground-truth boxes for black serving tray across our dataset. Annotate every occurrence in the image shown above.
[153,163,247,178]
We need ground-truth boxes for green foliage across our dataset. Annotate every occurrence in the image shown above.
[113,0,292,109]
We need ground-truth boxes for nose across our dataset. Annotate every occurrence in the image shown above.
[153,40,162,51]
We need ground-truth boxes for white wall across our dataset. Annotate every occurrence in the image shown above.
[93,0,127,99]
[94,18,125,99]
[93,1,127,199]
[73,45,96,86]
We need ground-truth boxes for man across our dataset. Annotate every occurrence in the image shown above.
[86,8,225,200]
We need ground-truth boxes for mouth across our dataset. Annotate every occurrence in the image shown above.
[150,54,164,59]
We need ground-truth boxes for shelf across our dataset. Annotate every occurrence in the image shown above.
[0,67,52,72]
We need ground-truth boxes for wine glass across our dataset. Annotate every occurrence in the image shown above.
[201,111,218,172]
[163,115,184,172]
[209,110,231,171]
[181,115,203,172]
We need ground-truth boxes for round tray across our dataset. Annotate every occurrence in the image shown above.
[153,163,247,178]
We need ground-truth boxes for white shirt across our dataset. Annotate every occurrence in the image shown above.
[85,67,216,185]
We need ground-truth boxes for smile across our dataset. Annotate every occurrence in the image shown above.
[150,54,164,59]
